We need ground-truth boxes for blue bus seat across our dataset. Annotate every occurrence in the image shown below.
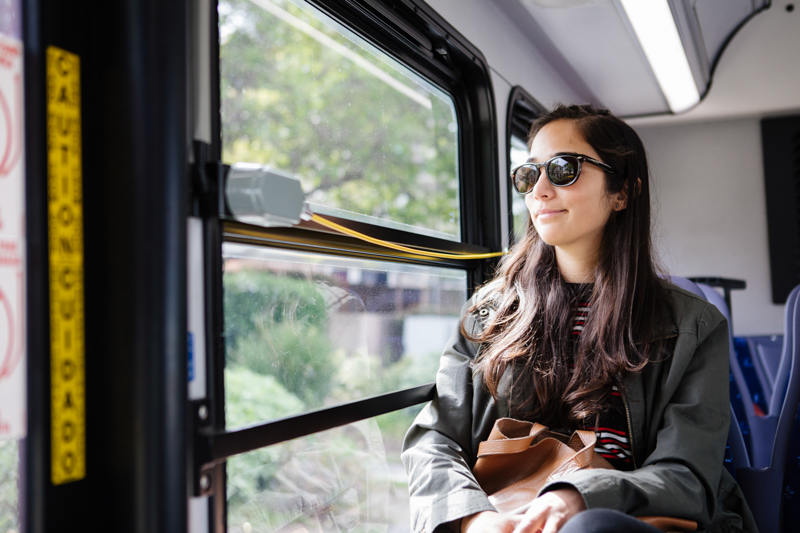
[769,286,800,419]
[745,286,800,469]
[747,335,783,406]
[736,284,800,533]
[726,404,751,478]
[667,278,751,472]
[772,287,800,531]
[665,275,706,299]
[697,284,758,424]
[736,466,784,533]
[691,280,785,531]
[782,402,800,529]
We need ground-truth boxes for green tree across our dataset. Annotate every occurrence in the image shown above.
[225,269,334,407]
[220,0,460,237]
[225,365,304,528]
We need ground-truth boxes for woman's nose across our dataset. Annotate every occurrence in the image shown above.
[531,166,553,199]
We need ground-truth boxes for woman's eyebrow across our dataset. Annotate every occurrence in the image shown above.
[526,151,580,163]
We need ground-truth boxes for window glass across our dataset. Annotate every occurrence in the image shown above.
[223,243,467,428]
[0,439,20,531]
[220,0,461,240]
[510,134,530,242]
[227,407,422,533]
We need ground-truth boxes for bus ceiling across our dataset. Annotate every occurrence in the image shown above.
[428,0,773,119]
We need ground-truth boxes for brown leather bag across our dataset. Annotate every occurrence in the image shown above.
[472,418,698,532]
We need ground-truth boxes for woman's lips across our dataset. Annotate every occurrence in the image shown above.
[536,209,565,219]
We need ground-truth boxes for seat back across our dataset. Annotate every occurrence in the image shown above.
[747,335,783,405]
[665,278,750,470]
[726,404,750,473]
[745,286,800,468]
[696,283,759,464]
[662,278,798,531]
[782,390,800,528]
[664,275,706,299]
[772,288,800,471]
[697,284,756,421]
[769,285,800,417]
[740,284,800,533]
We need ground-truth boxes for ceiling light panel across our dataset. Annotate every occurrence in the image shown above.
[619,0,700,113]
[514,0,669,116]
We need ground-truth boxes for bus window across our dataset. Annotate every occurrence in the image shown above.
[223,243,467,426]
[506,87,543,243]
[509,134,528,242]
[209,0,499,531]
[0,440,20,531]
[220,0,460,241]
[227,409,424,533]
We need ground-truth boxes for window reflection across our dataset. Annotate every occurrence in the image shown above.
[228,407,422,533]
[223,243,467,428]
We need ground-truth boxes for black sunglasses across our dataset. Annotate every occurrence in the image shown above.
[511,154,616,194]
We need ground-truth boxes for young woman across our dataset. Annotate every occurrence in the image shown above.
[401,105,757,533]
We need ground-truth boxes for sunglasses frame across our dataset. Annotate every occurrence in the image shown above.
[510,154,616,194]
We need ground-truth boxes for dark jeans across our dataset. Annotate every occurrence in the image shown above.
[560,509,665,533]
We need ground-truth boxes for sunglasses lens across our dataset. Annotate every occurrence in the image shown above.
[512,165,538,194]
[547,156,578,186]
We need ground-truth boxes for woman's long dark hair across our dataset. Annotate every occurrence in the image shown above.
[465,104,671,428]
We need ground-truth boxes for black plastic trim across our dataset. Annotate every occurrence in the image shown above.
[309,0,455,84]
[223,219,490,270]
[22,0,48,529]
[210,0,222,163]
[686,276,746,315]
[200,383,435,465]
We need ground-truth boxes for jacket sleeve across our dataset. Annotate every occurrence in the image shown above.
[540,303,731,526]
[401,302,502,533]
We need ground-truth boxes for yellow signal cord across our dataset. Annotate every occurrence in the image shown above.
[310,213,506,260]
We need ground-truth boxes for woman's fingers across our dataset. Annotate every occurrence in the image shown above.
[540,516,565,533]
[512,489,586,533]
[512,503,548,533]
[504,515,524,533]
[462,511,523,533]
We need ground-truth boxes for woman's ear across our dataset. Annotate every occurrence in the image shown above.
[614,185,629,211]
[613,178,641,211]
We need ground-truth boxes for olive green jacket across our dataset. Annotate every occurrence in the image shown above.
[401,283,758,533]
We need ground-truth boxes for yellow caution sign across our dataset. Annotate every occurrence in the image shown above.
[46,46,85,485]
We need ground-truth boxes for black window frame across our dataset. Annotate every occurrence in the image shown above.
[192,1,502,530]
[506,85,544,245]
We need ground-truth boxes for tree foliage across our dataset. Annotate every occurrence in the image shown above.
[219,0,460,237]
[225,270,334,406]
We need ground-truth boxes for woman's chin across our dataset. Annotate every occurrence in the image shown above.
[534,229,565,247]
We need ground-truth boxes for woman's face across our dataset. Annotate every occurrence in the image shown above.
[525,119,623,259]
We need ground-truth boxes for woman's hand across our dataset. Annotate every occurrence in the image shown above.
[460,511,520,533]
[460,489,586,533]
[513,489,587,533]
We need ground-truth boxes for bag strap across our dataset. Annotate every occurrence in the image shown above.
[477,419,549,456]
[566,430,599,467]
[476,419,599,466]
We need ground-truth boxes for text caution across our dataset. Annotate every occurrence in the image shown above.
[47,46,85,485]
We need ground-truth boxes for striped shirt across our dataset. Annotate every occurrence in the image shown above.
[568,285,634,471]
